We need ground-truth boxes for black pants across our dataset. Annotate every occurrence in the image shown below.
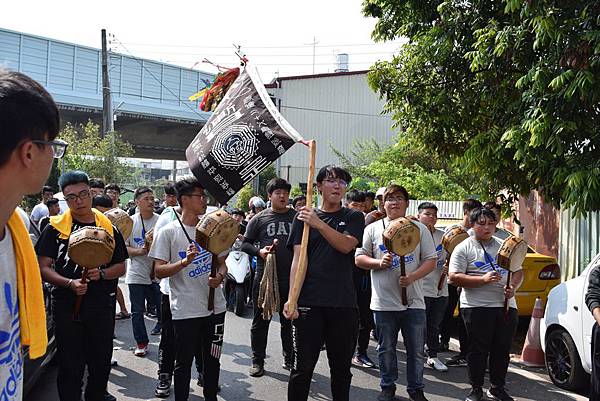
[440,284,468,355]
[53,299,114,401]
[173,313,225,401]
[288,306,358,401]
[461,307,518,389]
[591,323,600,401]
[157,294,202,377]
[425,296,448,358]
[355,286,373,356]
[250,271,292,366]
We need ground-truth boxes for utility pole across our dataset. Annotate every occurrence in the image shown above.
[101,29,114,137]
[305,36,319,74]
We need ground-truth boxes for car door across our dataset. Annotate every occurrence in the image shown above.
[581,256,600,372]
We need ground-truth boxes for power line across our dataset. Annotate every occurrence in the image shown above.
[116,41,405,49]
[281,105,389,118]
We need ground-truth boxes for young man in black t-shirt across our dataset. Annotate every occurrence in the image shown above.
[242,178,296,377]
[283,165,365,401]
[36,171,128,401]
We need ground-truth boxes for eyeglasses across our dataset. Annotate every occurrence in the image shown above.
[385,196,407,204]
[32,139,68,159]
[64,189,91,202]
[184,193,206,200]
[322,178,348,188]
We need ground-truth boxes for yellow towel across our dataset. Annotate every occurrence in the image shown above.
[49,208,114,239]
[7,210,48,359]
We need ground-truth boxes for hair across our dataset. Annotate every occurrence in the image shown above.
[175,177,204,204]
[163,181,176,196]
[364,191,375,201]
[230,208,246,218]
[292,195,306,208]
[89,178,105,189]
[58,170,89,192]
[484,201,501,213]
[383,184,409,203]
[134,186,153,199]
[42,185,54,194]
[345,189,366,203]
[92,194,113,209]
[315,165,352,184]
[104,183,121,194]
[46,198,59,207]
[463,198,483,215]
[0,69,60,167]
[266,177,291,195]
[418,201,438,213]
[469,207,497,225]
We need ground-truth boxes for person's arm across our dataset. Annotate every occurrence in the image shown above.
[504,269,524,299]
[297,207,358,254]
[399,258,436,287]
[207,255,228,288]
[240,240,260,258]
[38,255,87,295]
[448,271,501,288]
[355,254,393,270]
[155,242,198,279]
[127,246,148,257]
[283,244,302,320]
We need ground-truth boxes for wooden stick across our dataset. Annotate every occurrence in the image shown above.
[73,267,89,320]
[399,255,408,306]
[287,140,316,316]
[437,256,450,291]
[208,253,217,311]
[504,270,512,320]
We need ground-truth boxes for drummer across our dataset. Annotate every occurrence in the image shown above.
[36,170,128,401]
[448,207,523,401]
[355,185,436,401]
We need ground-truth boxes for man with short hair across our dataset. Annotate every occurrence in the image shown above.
[104,183,121,209]
[243,178,296,377]
[449,207,523,401]
[37,170,127,401]
[126,186,160,357]
[30,185,54,225]
[0,69,61,401]
[90,179,106,197]
[38,198,60,232]
[156,182,178,214]
[345,189,366,214]
[364,191,376,213]
[92,195,114,213]
[230,208,247,235]
[292,195,306,212]
[356,185,437,401]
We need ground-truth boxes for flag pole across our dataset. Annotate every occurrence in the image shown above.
[287,139,316,316]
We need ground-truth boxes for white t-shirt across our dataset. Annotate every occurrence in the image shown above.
[125,213,159,285]
[30,202,48,224]
[355,217,437,311]
[0,228,24,401]
[153,208,179,295]
[421,228,449,298]
[149,220,226,320]
[449,236,521,309]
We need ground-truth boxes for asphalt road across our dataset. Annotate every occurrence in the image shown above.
[25,281,589,401]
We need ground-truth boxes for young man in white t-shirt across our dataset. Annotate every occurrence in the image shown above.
[448,207,523,401]
[355,185,437,401]
[150,177,227,401]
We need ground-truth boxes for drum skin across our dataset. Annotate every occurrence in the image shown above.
[195,209,240,255]
[68,226,115,268]
[497,236,527,272]
[382,217,420,256]
[104,208,133,240]
[441,226,469,254]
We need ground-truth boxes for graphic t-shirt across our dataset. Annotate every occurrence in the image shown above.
[449,236,521,309]
[242,208,296,287]
[421,228,449,298]
[355,217,437,311]
[35,220,128,308]
[0,229,23,401]
[287,207,364,308]
[125,213,159,285]
[149,220,227,320]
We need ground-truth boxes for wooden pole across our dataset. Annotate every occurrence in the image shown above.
[287,140,316,316]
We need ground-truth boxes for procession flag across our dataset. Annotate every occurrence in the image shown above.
[186,66,305,204]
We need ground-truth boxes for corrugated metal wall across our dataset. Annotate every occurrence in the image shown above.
[559,209,600,281]
[406,200,464,219]
[269,73,396,185]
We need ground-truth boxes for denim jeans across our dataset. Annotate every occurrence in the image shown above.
[424,296,448,358]
[373,309,426,394]
[129,283,154,344]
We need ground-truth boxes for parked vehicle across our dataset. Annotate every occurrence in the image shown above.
[540,253,598,390]
[224,239,251,316]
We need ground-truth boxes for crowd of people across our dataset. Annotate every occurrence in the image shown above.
[3,69,600,401]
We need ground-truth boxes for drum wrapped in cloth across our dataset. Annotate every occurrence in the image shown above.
[195,209,240,255]
[496,235,527,318]
[68,226,115,269]
[441,225,469,254]
[104,208,133,240]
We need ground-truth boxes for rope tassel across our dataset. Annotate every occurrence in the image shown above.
[258,247,279,320]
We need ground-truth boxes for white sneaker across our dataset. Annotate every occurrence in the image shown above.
[426,357,448,371]
[134,343,148,357]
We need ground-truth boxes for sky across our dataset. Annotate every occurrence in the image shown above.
[1,0,404,82]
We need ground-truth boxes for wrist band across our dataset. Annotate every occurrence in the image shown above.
[181,258,188,267]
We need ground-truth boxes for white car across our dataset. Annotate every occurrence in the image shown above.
[540,252,598,390]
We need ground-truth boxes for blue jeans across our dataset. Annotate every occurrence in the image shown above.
[129,283,156,344]
[374,309,426,394]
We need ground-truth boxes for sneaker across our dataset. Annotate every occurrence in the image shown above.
[249,363,265,377]
[445,354,467,367]
[377,387,395,401]
[282,362,292,371]
[154,373,171,398]
[409,389,429,401]
[150,325,161,335]
[352,353,376,368]
[110,358,118,367]
[426,357,448,372]
[465,387,484,401]
[486,387,514,401]
[134,343,148,357]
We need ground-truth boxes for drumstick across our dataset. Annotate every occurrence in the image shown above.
[73,267,89,320]
[287,140,316,316]
[437,255,450,291]
[399,254,408,306]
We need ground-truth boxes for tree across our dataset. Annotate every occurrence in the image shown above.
[235,184,254,212]
[363,0,600,215]
[58,121,136,185]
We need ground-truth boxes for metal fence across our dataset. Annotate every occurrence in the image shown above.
[558,208,600,281]
[406,200,464,220]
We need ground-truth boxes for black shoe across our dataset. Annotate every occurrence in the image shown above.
[439,342,449,352]
[409,389,429,401]
[446,354,467,367]
[465,387,483,401]
[377,387,395,401]
[486,387,514,401]
[154,373,171,398]
[249,363,265,377]
[150,325,161,335]
[103,391,116,401]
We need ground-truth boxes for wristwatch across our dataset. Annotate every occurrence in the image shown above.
[99,268,106,280]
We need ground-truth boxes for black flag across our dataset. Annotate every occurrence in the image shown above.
[186,66,304,204]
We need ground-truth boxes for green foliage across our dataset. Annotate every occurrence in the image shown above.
[290,185,304,198]
[235,184,254,212]
[257,164,277,199]
[363,0,600,216]
[58,121,136,185]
